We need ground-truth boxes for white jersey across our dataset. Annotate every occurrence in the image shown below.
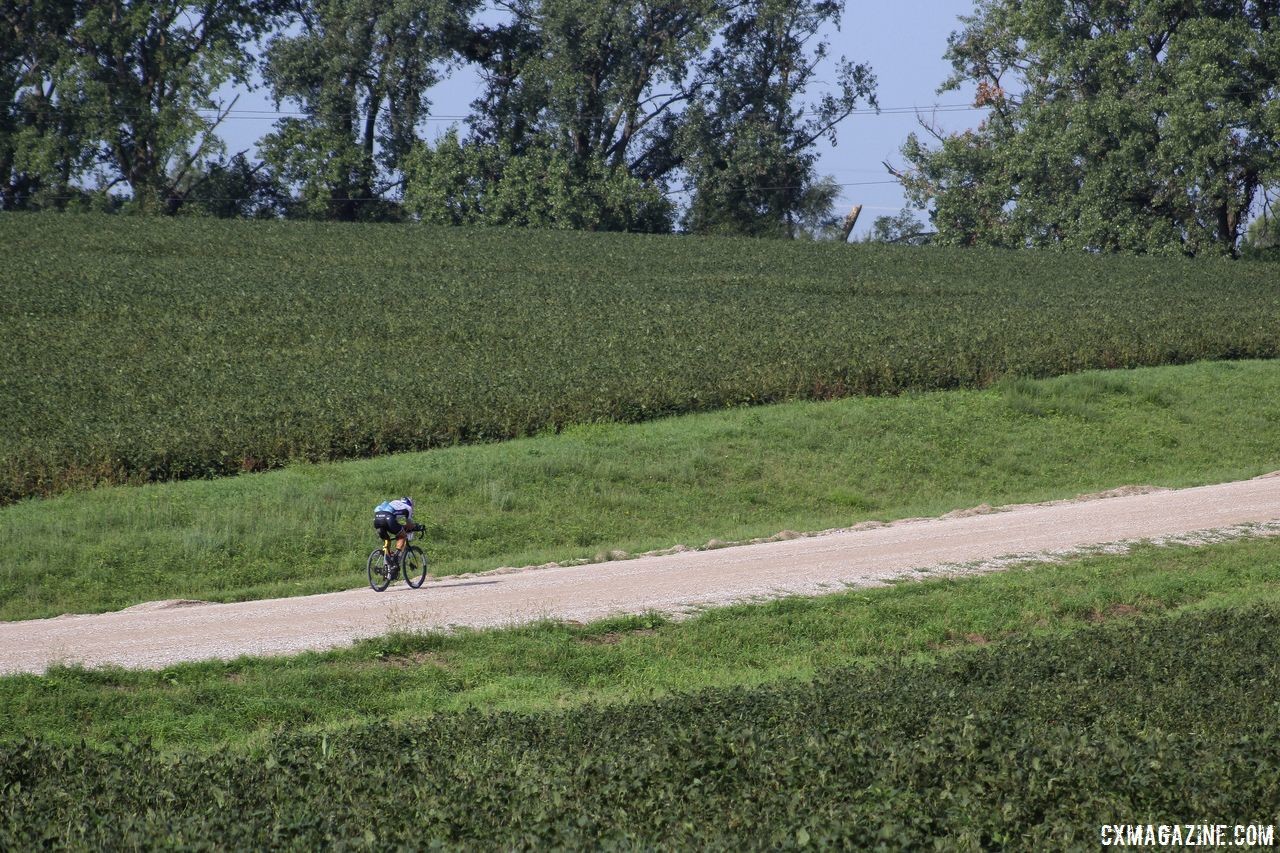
[375,499,414,524]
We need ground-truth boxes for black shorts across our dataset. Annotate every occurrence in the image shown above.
[373,510,406,539]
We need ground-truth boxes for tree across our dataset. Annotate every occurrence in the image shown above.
[404,0,721,232]
[0,2,92,210]
[867,207,932,245]
[678,0,876,237]
[462,0,721,180]
[401,128,489,225]
[404,0,875,236]
[63,1,276,214]
[260,0,477,221]
[893,0,1280,257]
[1242,211,1280,259]
[181,152,289,218]
[402,128,673,231]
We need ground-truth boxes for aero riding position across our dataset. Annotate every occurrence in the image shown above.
[368,496,429,591]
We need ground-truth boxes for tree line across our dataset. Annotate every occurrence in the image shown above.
[0,0,874,237]
[3,1,1278,253]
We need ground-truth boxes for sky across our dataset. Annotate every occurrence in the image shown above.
[213,1,985,237]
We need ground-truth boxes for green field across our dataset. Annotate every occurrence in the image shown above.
[2,214,1278,502]
[4,534,1279,750]
[2,360,1278,620]
[5,597,1279,848]
[6,213,1280,846]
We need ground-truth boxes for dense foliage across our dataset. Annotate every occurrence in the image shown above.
[402,129,675,232]
[677,0,876,237]
[895,0,1280,257]
[1245,215,1280,260]
[259,0,478,222]
[0,0,277,214]
[2,0,869,233]
[4,605,1279,848]
[2,214,1278,503]
[402,0,874,234]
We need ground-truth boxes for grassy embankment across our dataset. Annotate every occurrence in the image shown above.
[5,596,1280,848]
[2,213,1278,502]
[1,360,1278,620]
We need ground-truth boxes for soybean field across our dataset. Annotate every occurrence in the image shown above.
[2,214,1277,503]
[4,604,1279,848]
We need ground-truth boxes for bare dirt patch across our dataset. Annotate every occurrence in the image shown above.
[579,629,659,646]
[1069,485,1169,501]
[1087,603,1143,622]
[121,599,211,613]
[367,650,449,669]
[941,504,997,520]
[932,630,998,650]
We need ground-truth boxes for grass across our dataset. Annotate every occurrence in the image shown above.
[4,533,1280,751]
[1,358,1278,620]
[3,213,1279,502]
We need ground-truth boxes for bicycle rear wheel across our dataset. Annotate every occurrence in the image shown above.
[367,549,392,592]
[402,545,429,588]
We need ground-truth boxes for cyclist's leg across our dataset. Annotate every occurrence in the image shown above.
[395,514,409,553]
[375,516,398,562]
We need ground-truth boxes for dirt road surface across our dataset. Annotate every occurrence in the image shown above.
[3,475,1279,674]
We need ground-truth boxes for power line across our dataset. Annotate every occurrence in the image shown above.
[29,81,1279,123]
[188,103,985,120]
[184,104,986,121]
[190,110,473,121]
[661,179,900,197]
[17,102,983,122]
[855,104,985,115]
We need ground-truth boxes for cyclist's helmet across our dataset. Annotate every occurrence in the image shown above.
[402,496,414,509]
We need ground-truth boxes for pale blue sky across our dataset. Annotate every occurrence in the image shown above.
[214,1,984,235]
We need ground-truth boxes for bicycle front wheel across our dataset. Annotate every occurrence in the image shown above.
[402,545,429,589]
[367,549,392,592]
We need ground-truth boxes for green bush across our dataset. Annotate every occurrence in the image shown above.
[2,214,1278,502]
[3,605,1279,848]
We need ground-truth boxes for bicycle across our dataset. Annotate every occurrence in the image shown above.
[367,523,430,592]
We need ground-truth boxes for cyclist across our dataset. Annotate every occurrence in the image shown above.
[373,496,421,564]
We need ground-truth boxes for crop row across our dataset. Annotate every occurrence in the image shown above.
[2,214,1278,502]
[4,605,1279,848]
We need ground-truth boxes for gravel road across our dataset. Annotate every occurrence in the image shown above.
[3,474,1278,674]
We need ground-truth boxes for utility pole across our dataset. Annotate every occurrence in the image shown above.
[840,204,863,243]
